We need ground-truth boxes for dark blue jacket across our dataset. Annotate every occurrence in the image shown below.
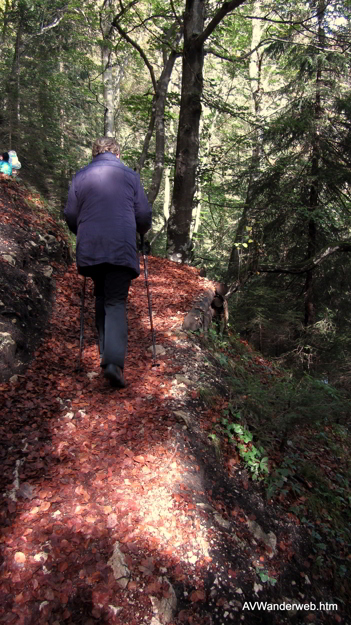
[64,152,152,277]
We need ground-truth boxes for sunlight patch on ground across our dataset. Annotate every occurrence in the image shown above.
[130,450,212,561]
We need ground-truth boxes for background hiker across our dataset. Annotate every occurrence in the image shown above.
[0,152,12,176]
[64,136,152,388]
[8,150,21,176]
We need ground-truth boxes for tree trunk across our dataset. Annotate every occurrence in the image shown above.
[137,100,156,173]
[166,0,248,263]
[116,21,181,209]
[163,118,176,223]
[102,46,115,137]
[8,19,22,149]
[166,0,205,262]
[192,110,218,238]
[147,45,180,205]
[1,0,10,43]
[59,59,67,213]
[227,3,265,281]
[182,288,215,331]
[101,0,115,137]
[163,166,171,221]
[304,0,325,326]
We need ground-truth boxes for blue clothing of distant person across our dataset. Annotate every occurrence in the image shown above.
[0,152,12,175]
[64,136,152,388]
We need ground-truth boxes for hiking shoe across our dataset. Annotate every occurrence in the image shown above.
[103,364,126,388]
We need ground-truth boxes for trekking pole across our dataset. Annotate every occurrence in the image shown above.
[77,276,86,371]
[141,235,158,365]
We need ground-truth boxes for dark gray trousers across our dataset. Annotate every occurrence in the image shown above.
[88,264,133,369]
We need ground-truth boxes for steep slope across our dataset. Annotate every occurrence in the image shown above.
[0,178,71,381]
[0,249,347,624]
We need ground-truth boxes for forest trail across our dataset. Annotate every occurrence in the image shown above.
[0,187,345,624]
[0,260,213,623]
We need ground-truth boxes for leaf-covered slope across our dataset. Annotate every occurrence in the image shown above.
[0,178,71,381]
[0,189,348,623]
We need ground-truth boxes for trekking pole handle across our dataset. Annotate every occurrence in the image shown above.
[140,234,151,256]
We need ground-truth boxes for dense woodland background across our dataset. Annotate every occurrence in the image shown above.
[1,0,351,385]
[1,2,351,613]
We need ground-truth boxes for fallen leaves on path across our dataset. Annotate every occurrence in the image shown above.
[0,258,218,625]
[0,250,343,624]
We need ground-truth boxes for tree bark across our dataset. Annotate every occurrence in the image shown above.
[182,288,215,331]
[114,20,181,208]
[304,0,325,326]
[166,0,206,262]
[167,0,248,263]
[147,42,181,205]
[8,18,22,149]
[102,46,115,136]
[137,99,156,173]
[101,0,116,137]
[227,1,265,281]
[192,110,218,238]
[1,0,10,43]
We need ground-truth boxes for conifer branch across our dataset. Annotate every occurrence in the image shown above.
[226,242,351,299]
[257,241,351,275]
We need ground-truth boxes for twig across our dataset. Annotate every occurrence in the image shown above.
[150,221,167,245]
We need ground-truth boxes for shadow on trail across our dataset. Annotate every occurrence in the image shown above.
[1,258,340,624]
[0,259,209,624]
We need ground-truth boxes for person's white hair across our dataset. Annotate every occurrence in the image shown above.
[92,137,120,158]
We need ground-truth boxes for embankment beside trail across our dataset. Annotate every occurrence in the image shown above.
[0,178,71,381]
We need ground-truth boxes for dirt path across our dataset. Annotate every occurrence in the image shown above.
[0,260,345,625]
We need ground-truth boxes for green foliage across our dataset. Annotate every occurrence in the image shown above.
[207,0,351,384]
[255,567,277,586]
[201,326,350,486]
[200,325,351,598]
[266,456,300,501]
[220,417,269,480]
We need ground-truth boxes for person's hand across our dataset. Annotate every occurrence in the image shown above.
[138,239,151,255]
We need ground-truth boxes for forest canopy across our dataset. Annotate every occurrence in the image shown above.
[1,0,351,383]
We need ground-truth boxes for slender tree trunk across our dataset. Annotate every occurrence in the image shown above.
[8,20,22,149]
[102,46,115,136]
[304,0,325,326]
[166,0,205,262]
[147,46,180,204]
[163,166,171,222]
[116,22,181,209]
[59,59,67,213]
[227,3,264,281]
[192,110,218,237]
[163,118,176,223]
[101,0,115,137]
[137,99,156,172]
[1,0,10,43]
[114,56,128,136]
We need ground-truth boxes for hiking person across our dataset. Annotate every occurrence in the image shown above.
[8,150,21,176]
[0,152,12,176]
[64,136,152,388]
